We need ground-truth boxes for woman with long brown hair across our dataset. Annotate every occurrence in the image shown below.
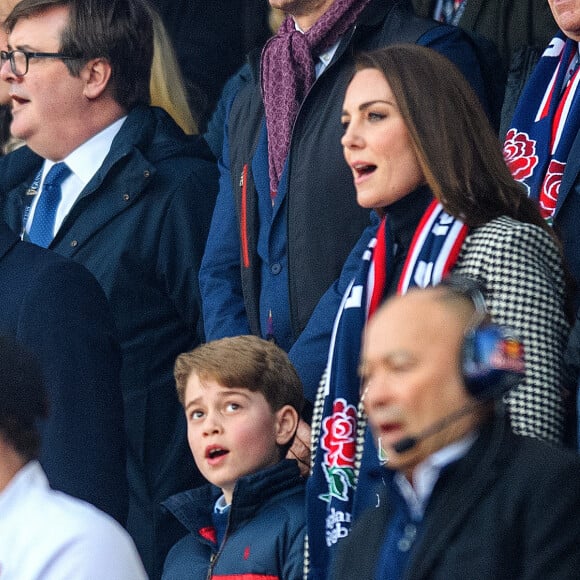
[302,43,570,579]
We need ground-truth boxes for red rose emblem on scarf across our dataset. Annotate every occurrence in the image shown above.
[539,159,566,218]
[503,128,539,182]
[320,398,357,468]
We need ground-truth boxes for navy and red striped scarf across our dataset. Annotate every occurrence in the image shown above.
[504,33,580,222]
[306,201,467,579]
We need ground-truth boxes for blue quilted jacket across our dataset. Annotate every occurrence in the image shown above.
[162,459,306,579]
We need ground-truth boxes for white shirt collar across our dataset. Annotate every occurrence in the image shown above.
[292,18,340,78]
[27,116,127,236]
[214,494,230,514]
[0,460,46,517]
[393,431,478,519]
[56,115,127,187]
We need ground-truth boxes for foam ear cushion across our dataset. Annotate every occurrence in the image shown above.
[462,324,525,399]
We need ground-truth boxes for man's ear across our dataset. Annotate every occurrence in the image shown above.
[274,404,299,447]
[81,58,112,100]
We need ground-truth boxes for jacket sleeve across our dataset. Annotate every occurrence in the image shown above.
[18,258,127,524]
[491,225,568,444]
[520,451,580,578]
[203,62,252,160]
[458,221,569,444]
[199,112,252,341]
[157,155,219,343]
[289,215,379,406]
[281,501,308,580]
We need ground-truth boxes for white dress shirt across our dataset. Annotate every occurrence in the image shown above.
[25,116,127,237]
[0,461,147,580]
[293,19,340,79]
[394,432,477,520]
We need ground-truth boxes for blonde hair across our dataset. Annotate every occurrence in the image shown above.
[147,2,198,134]
[269,7,285,33]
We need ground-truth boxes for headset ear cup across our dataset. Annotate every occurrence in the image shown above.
[462,324,525,399]
[461,328,478,395]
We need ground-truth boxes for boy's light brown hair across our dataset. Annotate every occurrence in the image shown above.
[174,335,304,416]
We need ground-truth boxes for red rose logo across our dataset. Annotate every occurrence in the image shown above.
[539,159,565,218]
[503,129,539,182]
[320,399,357,468]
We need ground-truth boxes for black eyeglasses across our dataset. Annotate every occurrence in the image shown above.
[0,49,78,77]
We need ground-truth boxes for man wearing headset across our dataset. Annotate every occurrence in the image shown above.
[332,282,580,580]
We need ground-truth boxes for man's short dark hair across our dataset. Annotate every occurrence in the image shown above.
[5,0,153,111]
[0,335,49,461]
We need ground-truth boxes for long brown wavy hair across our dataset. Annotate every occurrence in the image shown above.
[353,44,551,236]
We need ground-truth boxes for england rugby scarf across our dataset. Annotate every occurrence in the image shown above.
[504,33,580,220]
[306,200,467,579]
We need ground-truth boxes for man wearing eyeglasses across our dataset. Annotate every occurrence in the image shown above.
[0,0,20,154]
[0,0,218,578]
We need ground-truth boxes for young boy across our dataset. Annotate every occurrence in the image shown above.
[162,335,306,579]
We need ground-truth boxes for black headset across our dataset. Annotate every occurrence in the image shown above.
[441,275,526,400]
[378,276,526,458]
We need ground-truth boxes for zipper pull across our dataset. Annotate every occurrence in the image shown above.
[207,553,218,580]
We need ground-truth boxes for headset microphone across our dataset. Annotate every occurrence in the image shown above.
[393,437,416,454]
[390,324,525,454]
[393,399,488,454]
[377,437,389,464]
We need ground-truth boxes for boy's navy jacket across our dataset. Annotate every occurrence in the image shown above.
[161,459,306,580]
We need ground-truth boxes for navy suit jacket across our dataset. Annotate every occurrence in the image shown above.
[554,131,580,445]
[0,223,127,522]
[332,416,580,580]
[553,132,580,304]
[0,105,219,578]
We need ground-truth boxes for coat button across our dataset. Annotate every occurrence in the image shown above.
[70,240,78,247]
[144,170,151,178]
[271,263,281,275]
[123,193,130,201]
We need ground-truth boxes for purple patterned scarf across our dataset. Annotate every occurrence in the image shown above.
[261,0,371,197]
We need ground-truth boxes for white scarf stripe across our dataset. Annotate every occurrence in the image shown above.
[535,62,560,124]
[553,71,580,153]
[398,204,441,292]
[433,219,466,281]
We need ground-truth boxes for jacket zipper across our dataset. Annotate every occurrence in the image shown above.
[206,507,234,579]
[240,164,250,268]
[207,552,218,580]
